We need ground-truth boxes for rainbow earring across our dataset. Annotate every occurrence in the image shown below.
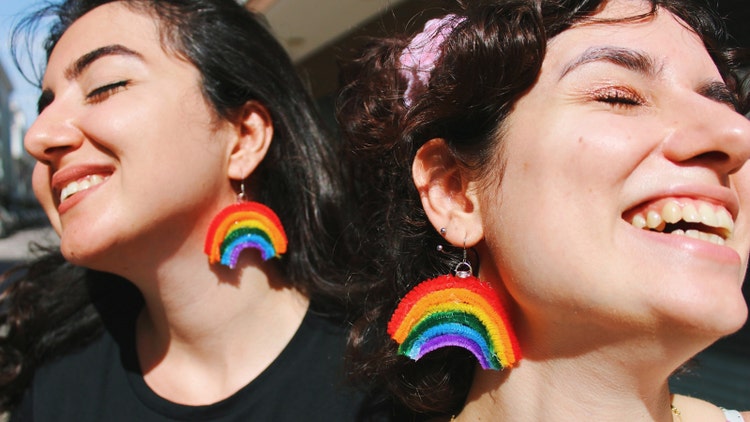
[387,232,521,370]
[204,182,288,269]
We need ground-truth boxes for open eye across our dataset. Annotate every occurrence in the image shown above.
[86,80,130,104]
[593,86,644,107]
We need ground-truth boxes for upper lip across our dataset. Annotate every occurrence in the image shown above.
[50,164,114,203]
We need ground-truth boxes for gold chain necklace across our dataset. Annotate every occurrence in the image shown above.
[671,404,682,421]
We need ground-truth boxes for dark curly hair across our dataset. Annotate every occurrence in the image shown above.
[0,0,355,412]
[337,0,749,416]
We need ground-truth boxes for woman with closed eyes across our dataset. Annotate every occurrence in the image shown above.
[338,0,750,420]
[0,0,378,420]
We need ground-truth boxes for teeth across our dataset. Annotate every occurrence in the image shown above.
[698,203,717,227]
[60,174,106,202]
[716,208,733,232]
[628,198,734,243]
[631,214,647,229]
[661,202,681,224]
[646,210,665,231]
[670,229,725,245]
[682,204,700,223]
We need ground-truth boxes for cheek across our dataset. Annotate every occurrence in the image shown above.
[732,165,750,210]
[32,163,62,235]
[32,163,53,210]
[730,166,750,258]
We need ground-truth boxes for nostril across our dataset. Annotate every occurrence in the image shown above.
[695,150,749,177]
[675,151,732,170]
[674,150,742,180]
[694,151,730,163]
[43,145,74,156]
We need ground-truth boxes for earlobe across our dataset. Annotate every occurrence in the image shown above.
[412,138,483,246]
[227,101,274,180]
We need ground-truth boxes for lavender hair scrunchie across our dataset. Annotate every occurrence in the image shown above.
[399,14,466,108]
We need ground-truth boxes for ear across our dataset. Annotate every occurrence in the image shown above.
[412,138,483,247]
[226,101,274,180]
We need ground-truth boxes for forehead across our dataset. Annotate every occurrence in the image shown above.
[45,3,162,77]
[543,1,719,81]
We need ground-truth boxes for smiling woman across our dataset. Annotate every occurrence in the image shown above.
[0,0,374,420]
[338,0,750,420]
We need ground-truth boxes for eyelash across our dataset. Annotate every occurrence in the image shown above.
[592,86,643,107]
[86,80,130,103]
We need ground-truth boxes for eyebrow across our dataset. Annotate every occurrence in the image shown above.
[559,46,658,80]
[38,44,142,113]
[64,44,142,80]
[560,45,737,109]
[697,80,738,110]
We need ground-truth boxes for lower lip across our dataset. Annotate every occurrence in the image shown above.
[627,223,741,265]
[57,182,105,215]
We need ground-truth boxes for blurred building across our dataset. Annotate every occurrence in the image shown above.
[7,102,33,205]
[0,59,38,237]
[0,61,12,203]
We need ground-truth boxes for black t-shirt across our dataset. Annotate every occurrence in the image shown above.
[12,307,384,421]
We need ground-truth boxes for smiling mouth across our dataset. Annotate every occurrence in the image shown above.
[625,198,734,245]
[59,174,109,203]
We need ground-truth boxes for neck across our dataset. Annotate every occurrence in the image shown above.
[128,233,310,405]
[459,353,674,421]
[456,325,724,422]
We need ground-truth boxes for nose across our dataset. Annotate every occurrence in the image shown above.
[661,96,750,179]
[24,103,84,165]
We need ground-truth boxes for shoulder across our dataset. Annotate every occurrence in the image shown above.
[671,394,745,421]
[16,323,131,421]
[31,328,116,386]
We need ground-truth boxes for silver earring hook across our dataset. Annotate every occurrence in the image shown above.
[454,237,473,278]
[238,180,247,202]
[437,230,474,277]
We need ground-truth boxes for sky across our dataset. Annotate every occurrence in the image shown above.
[0,0,47,127]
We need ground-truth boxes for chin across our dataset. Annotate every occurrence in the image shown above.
[60,246,94,268]
[662,298,748,342]
[59,238,114,272]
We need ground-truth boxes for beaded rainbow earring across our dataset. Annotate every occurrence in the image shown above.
[204,181,287,269]
[387,230,521,370]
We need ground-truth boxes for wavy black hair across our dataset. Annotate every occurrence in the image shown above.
[337,0,749,416]
[0,0,354,411]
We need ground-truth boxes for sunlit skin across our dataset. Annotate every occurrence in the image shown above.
[481,3,750,346]
[414,0,750,420]
[24,3,308,405]
[26,25,231,275]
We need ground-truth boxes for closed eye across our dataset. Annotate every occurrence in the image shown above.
[593,86,643,107]
[86,80,130,104]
